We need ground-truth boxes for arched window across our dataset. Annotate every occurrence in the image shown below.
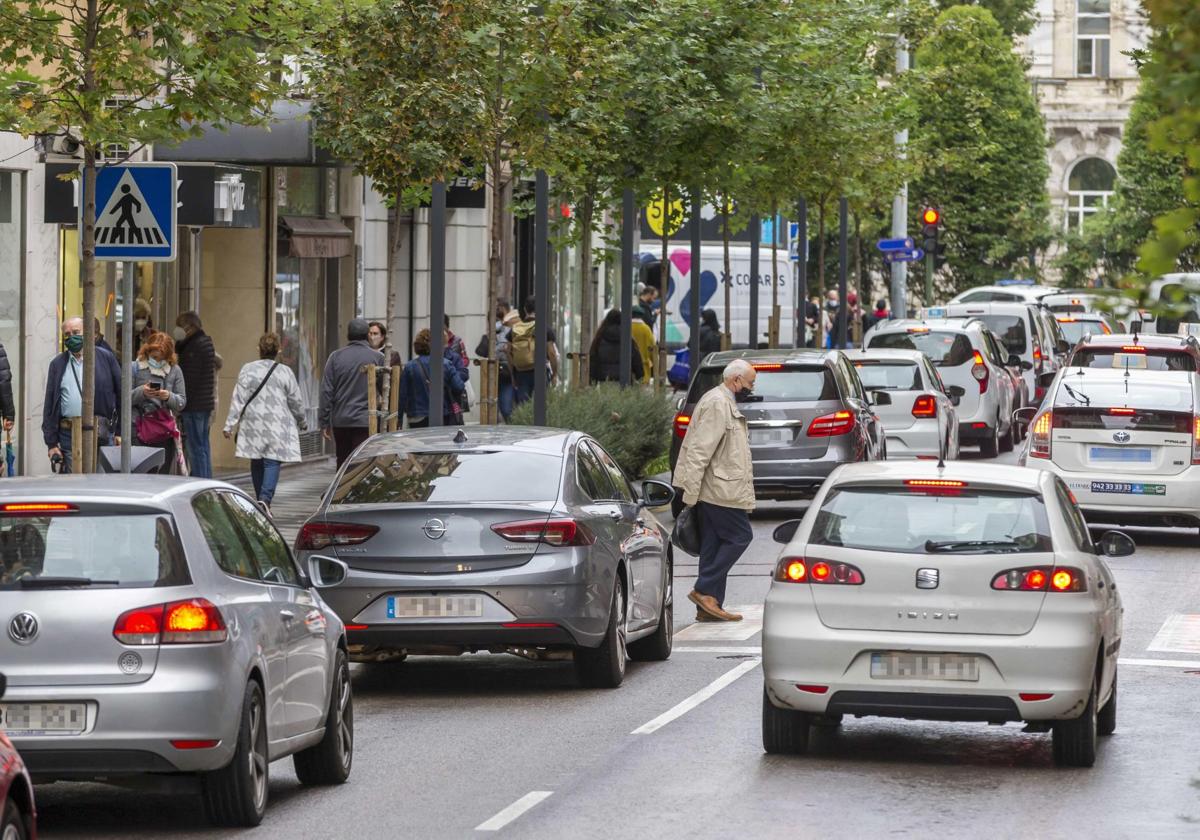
[1066,157,1116,232]
[1077,0,1111,78]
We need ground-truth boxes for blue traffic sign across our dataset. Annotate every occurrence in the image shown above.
[884,248,924,263]
[86,163,177,262]
[877,237,915,252]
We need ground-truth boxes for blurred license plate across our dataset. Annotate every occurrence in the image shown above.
[1090,481,1166,495]
[1089,446,1151,463]
[750,429,791,446]
[387,595,482,619]
[1,702,87,735]
[870,652,979,682]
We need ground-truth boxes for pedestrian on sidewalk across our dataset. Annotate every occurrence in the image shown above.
[223,333,305,513]
[632,283,658,329]
[0,338,13,434]
[400,328,466,428]
[173,311,217,479]
[476,309,520,421]
[320,318,384,466]
[130,331,187,475]
[589,309,643,384]
[699,309,723,355]
[672,358,757,623]
[510,296,559,403]
[42,317,122,473]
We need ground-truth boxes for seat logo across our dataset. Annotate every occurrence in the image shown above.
[422,517,447,540]
[1112,431,1131,444]
[8,612,39,644]
[916,568,939,589]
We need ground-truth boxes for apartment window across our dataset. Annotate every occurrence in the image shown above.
[1066,157,1116,232]
[1077,0,1111,78]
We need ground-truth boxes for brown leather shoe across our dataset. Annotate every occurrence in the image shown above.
[695,609,722,622]
[688,590,743,622]
[722,606,744,621]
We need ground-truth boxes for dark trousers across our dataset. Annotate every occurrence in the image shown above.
[695,501,753,605]
[332,426,370,467]
[180,410,212,478]
[251,458,281,503]
[57,419,114,474]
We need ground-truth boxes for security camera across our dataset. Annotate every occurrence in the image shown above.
[49,131,83,158]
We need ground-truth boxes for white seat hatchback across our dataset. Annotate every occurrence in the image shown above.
[761,461,1130,767]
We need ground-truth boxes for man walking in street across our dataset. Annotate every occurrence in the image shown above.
[320,318,384,466]
[673,358,757,622]
[174,311,217,478]
[42,317,121,473]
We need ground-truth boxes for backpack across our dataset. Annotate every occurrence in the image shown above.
[510,320,536,371]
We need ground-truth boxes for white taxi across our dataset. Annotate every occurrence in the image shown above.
[762,461,1130,767]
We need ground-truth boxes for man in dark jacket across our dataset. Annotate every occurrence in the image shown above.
[588,309,644,383]
[43,317,122,473]
[631,283,659,329]
[320,318,384,466]
[0,339,14,432]
[174,311,217,478]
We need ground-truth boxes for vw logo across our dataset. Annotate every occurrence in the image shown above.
[916,568,940,590]
[422,518,447,540]
[8,612,39,645]
[1113,431,1131,444]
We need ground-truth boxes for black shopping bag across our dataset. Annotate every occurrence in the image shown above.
[671,505,701,556]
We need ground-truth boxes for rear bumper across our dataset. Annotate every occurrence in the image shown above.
[346,623,579,654]
[1025,460,1200,522]
[749,456,844,500]
[884,421,943,459]
[958,421,997,441]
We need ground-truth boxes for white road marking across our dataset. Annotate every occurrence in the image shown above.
[475,791,554,832]
[1119,657,1200,669]
[1146,614,1200,654]
[674,604,763,642]
[632,659,761,735]
[674,645,762,655]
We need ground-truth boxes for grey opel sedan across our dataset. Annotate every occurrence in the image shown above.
[0,477,353,827]
[295,427,676,688]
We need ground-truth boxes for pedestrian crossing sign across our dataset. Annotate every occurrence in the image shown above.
[85,163,177,262]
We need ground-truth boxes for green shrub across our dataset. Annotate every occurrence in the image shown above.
[510,384,675,478]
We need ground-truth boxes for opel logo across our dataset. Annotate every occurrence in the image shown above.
[1113,431,1131,444]
[8,612,39,645]
[422,518,447,540]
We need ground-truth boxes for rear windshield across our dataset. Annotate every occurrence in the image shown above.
[810,487,1052,554]
[853,361,921,391]
[976,315,1028,355]
[1048,303,1087,314]
[1069,348,1196,372]
[1054,378,1193,411]
[1052,407,1190,433]
[332,451,563,504]
[1057,320,1108,344]
[0,513,189,589]
[689,366,838,403]
[867,331,973,367]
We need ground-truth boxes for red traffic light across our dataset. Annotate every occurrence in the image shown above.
[922,207,941,225]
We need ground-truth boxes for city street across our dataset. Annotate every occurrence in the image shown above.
[27,453,1200,839]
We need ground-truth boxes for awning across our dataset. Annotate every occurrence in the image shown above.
[279,215,352,258]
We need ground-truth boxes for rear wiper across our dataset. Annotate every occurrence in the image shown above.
[924,539,1021,553]
[9,576,120,588]
[1062,382,1090,405]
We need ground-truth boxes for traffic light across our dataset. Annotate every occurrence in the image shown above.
[921,207,941,255]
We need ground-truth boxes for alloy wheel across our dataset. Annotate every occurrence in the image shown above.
[248,693,268,812]
[336,664,353,771]
[2,821,20,840]
[615,584,628,674]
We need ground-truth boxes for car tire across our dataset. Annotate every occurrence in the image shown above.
[629,547,673,662]
[1051,678,1098,767]
[294,648,354,785]
[1000,421,1015,453]
[202,680,269,827]
[2,797,28,840]
[575,578,628,688]
[979,425,1000,458]
[762,689,810,754]
[1098,668,1117,737]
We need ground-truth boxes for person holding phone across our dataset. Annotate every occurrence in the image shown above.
[130,331,187,474]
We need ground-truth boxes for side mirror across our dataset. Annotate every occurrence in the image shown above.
[946,384,965,406]
[1097,530,1136,558]
[1057,340,1071,355]
[1021,360,1035,371]
[640,479,675,509]
[307,555,349,588]
[1007,353,1022,368]
[675,396,685,411]
[772,519,803,544]
[1038,371,1056,389]
[1013,406,1037,427]
[868,390,892,407]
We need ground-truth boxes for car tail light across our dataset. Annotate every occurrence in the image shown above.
[295,522,379,551]
[807,410,854,437]
[1033,345,1043,363]
[1193,416,1200,465]
[492,518,595,547]
[1101,322,1112,334]
[1057,317,1077,323]
[907,327,930,334]
[114,598,227,645]
[1120,345,1145,353]
[991,566,1085,592]
[171,739,220,749]
[1019,693,1054,702]
[0,502,77,514]
[774,557,864,584]
[911,395,937,418]
[904,479,965,489]
[796,684,829,694]
[674,413,691,438]
[1109,407,1135,415]
[971,351,988,393]
[753,363,783,371]
[1030,411,1052,459]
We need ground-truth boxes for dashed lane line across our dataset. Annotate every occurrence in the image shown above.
[1146,614,1200,655]
[631,659,761,735]
[475,791,554,832]
[1118,657,1200,669]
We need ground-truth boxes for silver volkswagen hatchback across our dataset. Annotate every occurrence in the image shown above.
[295,427,676,689]
[0,477,352,827]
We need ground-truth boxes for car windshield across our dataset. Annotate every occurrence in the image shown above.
[0,513,189,589]
[975,315,1028,355]
[688,366,838,403]
[1057,320,1108,343]
[867,331,973,366]
[853,361,921,391]
[810,486,1053,554]
[331,451,564,504]
[1070,348,1197,371]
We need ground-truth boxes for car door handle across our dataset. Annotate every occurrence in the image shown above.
[280,609,296,621]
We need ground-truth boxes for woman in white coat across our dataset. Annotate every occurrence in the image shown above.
[223,333,305,512]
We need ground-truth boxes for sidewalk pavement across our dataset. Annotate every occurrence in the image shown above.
[227,458,337,544]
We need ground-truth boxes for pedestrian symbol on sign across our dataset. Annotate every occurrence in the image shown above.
[85,162,176,262]
[95,170,166,247]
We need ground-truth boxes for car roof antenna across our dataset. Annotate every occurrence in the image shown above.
[453,428,468,444]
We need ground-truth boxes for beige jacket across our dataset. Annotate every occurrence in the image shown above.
[673,384,755,511]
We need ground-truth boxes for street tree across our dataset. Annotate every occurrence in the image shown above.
[935,0,1036,38]
[0,0,323,470]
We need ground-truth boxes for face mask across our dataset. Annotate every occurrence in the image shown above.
[368,335,384,349]
[172,326,187,342]
[134,319,147,332]
[148,357,166,370]
[64,334,84,354]
[734,379,754,402]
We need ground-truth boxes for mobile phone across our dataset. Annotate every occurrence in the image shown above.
[149,380,163,390]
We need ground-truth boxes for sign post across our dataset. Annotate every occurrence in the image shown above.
[85,163,177,473]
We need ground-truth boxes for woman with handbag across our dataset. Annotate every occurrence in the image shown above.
[223,333,305,513]
[399,328,465,428]
[130,331,187,474]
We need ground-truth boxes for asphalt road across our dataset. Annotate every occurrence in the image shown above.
[31,452,1200,839]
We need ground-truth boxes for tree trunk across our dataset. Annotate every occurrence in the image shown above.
[658,184,670,386]
[488,143,504,360]
[80,149,97,473]
[721,193,731,350]
[385,194,401,354]
[578,192,595,356]
[770,199,779,348]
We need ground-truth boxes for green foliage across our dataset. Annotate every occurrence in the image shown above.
[510,384,676,478]
[912,5,1051,291]
[935,0,1036,37]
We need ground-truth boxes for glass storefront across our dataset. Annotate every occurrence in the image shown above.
[0,171,22,472]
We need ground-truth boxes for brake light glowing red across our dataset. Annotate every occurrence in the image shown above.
[992,566,1085,592]
[114,598,227,645]
[752,363,783,371]
[1120,345,1145,352]
[907,327,930,334]
[775,557,863,584]
[782,559,807,582]
[811,562,831,581]
[492,518,595,547]
[0,502,76,514]
[1030,411,1052,459]
[295,522,379,551]
[904,479,965,488]
[1193,416,1200,465]
[674,413,692,438]
[345,624,368,631]
[911,395,937,418]
[1057,317,1078,323]
[1051,570,1076,592]
[1101,323,1112,334]
[1033,346,1043,362]
[1026,569,1047,589]
[807,410,854,437]
[1108,407,1135,415]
